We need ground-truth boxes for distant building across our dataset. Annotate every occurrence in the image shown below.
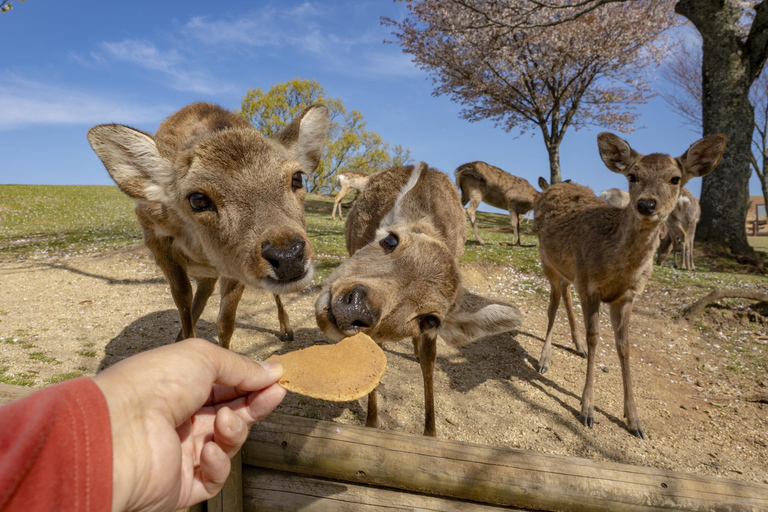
[747,195,767,236]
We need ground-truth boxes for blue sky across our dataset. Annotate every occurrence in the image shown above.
[0,0,763,213]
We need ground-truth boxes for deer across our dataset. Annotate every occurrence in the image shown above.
[88,102,330,348]
[455,161,540,245]
[534,132,726,439]
[599,188,630,208]
[332,171,371,221]
[657,188,700,271]
[315,163,523,436]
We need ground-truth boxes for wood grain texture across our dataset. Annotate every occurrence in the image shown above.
[244,413,768,512]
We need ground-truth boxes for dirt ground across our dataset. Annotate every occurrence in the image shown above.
[1,246,768,486]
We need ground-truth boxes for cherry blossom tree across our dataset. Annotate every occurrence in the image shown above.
[385,0,676,184]
[430,0,768,254]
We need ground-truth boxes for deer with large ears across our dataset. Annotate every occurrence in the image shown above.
[315,163,522,436]
[534,132,726,439]
[88,102,330,348]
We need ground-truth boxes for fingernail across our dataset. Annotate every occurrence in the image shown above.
[229,412,243,434]
[258,360,283,375]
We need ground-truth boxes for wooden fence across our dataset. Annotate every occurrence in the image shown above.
[2,383,767,512]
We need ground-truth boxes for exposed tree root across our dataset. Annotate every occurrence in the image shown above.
[682,288,768,321]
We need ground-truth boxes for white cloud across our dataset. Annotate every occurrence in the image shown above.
[0,75,170,130]
[96,39,235,95]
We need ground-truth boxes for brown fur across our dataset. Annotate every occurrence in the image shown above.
[533,132,726,439]
[657,188,701,270]
[455,161,540,245]
[332,171,371,221]
[315,163,522,436]
[599,188,630,208]
[88,102,329,348]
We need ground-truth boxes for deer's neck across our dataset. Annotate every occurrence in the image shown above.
[618,207,663,269]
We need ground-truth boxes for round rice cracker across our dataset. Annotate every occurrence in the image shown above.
[267,332,387,401]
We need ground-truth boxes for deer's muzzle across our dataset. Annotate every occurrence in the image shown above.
[330,285,379,336]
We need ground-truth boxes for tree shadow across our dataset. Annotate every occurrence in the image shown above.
[41,260,166,286]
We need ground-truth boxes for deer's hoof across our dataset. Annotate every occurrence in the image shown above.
[580,414,594,429]
[537,364,548,374]
[279,331,294,342]
[630,427,646,440]
[579,350,587,358]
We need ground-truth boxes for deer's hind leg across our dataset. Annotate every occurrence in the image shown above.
[333,185,352,221]
[274,294,293,341]
[561,280,586,357]
[465,189,485,244]
[538,263,563,374]
[579,293,602,429]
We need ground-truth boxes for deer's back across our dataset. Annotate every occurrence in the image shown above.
[338,171,370,190]
[346,166,465,257]
[456,162,538,210]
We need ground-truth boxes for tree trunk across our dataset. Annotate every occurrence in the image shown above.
[545,142,562,184]
[677,1,754,255]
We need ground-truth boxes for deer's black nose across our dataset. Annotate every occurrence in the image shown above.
[261,239,306,281]
[331,285,378,333]
[637,199,656,216]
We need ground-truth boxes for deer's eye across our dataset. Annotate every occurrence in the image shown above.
[628,174,638,183]
[188,193,215,212]
[418,314,441,332]
[379,233,399,254]
[291,172,304,191]
[670,176,681,185]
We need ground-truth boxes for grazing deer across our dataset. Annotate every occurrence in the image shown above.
[332,171,371,221]
[455,162,539,245]
[599,188,630,208]
[657,189,700,270]
[316,163,522,436]
[88,102,329,348]
[534,133,726,439]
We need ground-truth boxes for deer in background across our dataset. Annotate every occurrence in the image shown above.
[316,163,522,436]
[657,189,700,270]
[332,171,371,221]
[88,102,329,348]
[455,161,540,245]
[599,188,630,208]
[534,132,726,439]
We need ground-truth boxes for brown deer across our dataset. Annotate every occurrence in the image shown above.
[455,161,539,245]
[332,171,371,221]
[88,102,330,348]
[657,188,700,270]
[315,163,522,436]
[534,132,726,439]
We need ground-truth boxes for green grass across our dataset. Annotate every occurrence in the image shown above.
[76,350,98,358]
[28,351,60,364]
[0,185,764,297]
[0,185,141,259]
[46,371,84,385]
[0,366,36,387]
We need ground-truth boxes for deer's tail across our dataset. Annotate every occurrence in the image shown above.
[454,163,483,207]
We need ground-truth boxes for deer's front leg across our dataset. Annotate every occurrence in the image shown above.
[418,332,438,437]
[560,280,586,358]
[175,277,216,342]
[538,270,562,374]
[610,297,644,439]
[366,388,378,428]
[274,294,293,341]
[579,295,602,429]
[153,243,195,341]
[217,278,245,350]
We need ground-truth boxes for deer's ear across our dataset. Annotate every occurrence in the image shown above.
[272,104,330,175]
[679,134,727,178]
[88,124,172,202]
[597,132,638,174]
[438,288,522,347]
[538,177,549,190]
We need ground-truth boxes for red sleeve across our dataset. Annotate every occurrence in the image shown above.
[0,377,112,512]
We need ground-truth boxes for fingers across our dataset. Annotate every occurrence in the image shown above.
[182,339,283,393]
[213,407,248,457]
[198,442,231,497]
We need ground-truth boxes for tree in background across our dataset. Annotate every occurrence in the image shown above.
[1,0,26,13]
[430,0,768,254]
[660,35,768,218]
[384,0,676,184]
[238,79,412,194]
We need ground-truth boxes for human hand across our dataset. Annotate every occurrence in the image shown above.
[92,338,286,512]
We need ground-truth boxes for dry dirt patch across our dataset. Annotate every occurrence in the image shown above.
[1,247,767,485]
